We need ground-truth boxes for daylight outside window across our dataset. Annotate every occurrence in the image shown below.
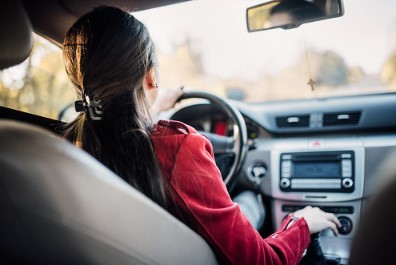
[0,0,395,119]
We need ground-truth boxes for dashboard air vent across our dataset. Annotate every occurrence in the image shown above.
[276,115,310,128]
[323,111,361,126]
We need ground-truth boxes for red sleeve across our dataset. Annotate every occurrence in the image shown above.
[169,132,310,265]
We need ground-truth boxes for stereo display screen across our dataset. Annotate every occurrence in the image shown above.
[292,161,340,178]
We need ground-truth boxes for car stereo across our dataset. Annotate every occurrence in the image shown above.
[279,151,354,193]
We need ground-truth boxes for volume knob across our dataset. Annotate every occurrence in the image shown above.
[280,178,291,188]
[338,216,353,235]
[342,178,353,188]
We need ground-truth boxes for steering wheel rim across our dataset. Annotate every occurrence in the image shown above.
[173,91,249,192]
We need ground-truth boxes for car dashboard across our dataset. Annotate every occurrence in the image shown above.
[169,92,396,265]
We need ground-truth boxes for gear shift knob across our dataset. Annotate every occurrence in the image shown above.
[299,233,326,265]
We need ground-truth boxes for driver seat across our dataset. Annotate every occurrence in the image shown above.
[0,120,218,265]
[0,1,217,264]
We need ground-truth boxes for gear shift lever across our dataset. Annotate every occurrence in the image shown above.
[299,233,326,265]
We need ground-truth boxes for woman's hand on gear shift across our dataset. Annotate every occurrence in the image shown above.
[293,206,342,236]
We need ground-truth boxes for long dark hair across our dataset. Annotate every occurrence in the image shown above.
[62,6,175,214]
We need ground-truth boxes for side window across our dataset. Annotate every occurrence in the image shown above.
[0,33,76,120]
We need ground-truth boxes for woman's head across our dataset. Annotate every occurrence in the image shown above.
[63,6,158,123]
[61,6,176,215]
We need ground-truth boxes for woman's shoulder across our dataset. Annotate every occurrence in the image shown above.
[153,119,198,136]
[151,119,211,154]
[151,120,213,177]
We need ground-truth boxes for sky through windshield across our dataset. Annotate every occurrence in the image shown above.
[135,0,396,101]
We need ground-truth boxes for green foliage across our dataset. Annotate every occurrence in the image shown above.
[0,35,75,119]
[381,51,396,85]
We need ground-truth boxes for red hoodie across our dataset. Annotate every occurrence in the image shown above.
[151,120,310,265]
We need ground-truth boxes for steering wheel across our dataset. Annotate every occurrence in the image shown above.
[172,91,249,192]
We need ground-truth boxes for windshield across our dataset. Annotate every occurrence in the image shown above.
[1,0,395,120]
[135,0,396,102]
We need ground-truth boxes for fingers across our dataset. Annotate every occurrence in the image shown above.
[321,210,341,236]
[175,86,184,99]
[170,86,184,108]
[296,206,342,235]
[327,219,339,236]
[325,212,342,227]
[170,86,184,100]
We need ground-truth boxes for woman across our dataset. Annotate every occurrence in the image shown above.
[62,6,340,265]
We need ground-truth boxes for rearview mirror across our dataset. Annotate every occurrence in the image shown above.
[246,0,344,32]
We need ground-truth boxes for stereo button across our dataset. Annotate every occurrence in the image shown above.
[342,178,353,188]
[281,161,291,178]
[342,159,352,169]
[342,170,352,178]
[280,178,291,188]
[341,153,352,159]
[281,160,291,169]
[342,159,352,177]
[281,171,291,178]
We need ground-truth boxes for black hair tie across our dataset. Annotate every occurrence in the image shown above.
[75,91,103,121]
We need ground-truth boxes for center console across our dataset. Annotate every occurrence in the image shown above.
[270,138,365,265]
[243,132,396,265]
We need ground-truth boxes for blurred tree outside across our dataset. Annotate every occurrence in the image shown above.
[381,50,396,85]
[315,51,349,86]
[1,34,396,115]
[157,39,396,102]
[0,34,75,119]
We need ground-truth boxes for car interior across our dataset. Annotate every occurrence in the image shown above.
[0,1,218,265]
[1,0,396,264]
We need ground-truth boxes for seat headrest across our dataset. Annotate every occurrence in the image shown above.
[0,0,33,70]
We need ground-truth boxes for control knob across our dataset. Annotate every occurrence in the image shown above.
[338,216,353,235]
[342,178,353,188]
[280,178,291,188]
